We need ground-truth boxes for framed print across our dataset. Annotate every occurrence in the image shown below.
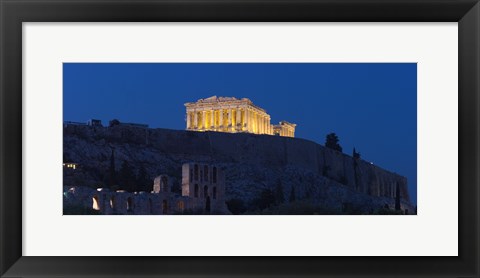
[1,0,479,277]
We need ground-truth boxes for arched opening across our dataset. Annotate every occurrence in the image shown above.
[194,164,199,181]
[161,176,168,192]
[204,165,209,181]
[127,197,133,213]
[213,167,217,183]
[162,200,168,214]
[110,196,116,209]
[205,196,211,214]
[213,187,217,199]
[194,184,199,198]
[177,201,185,212]
[92,196,100,211]
[204,186,208,198]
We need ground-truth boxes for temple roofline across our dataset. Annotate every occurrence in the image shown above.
[185,95,267,114]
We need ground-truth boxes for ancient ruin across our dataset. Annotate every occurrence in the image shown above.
[185,96,296,137]
[64,162,229,215]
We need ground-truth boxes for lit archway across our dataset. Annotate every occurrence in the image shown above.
[92,196,100,211]
[110,196,116,209]
[161,176,168,192]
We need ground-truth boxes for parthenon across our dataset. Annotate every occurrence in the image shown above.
[185,96,296,137]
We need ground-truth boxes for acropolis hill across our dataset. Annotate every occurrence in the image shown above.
[63,124,415,214]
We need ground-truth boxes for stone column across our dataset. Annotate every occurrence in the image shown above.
[202,111,206,130]
[247,109,250,132]
[228,109,232,131]
[210,110,214,129]
[265,117,268,134]
[186,111,191,129]
[245,108,249,132]
[251,111,255,133]
[241,108,245,131]
[263,116,267,134]
[252,110,255,132]
[257,113,262,134]
[219,109,223,129]
[263,117,266,134]
[258,114,261,134]
[258,113,261,134]
[236,108,241,131]
[194,111,198,129]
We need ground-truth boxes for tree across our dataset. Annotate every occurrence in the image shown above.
[252,189,276,210]
[226,198,246,215]
[119,160,135,192]
[108,148,116,190]
[136,165,151,192]
[353,147,361,159]
[109,119,120,127]
[325,133,343,152]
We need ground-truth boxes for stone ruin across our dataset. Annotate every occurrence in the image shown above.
[63,162,229,215]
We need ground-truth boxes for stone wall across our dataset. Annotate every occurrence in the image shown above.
[64,186,229,215]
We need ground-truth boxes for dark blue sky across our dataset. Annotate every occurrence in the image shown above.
[64,63,417,204]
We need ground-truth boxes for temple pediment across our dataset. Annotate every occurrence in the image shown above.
[199,96,240,103]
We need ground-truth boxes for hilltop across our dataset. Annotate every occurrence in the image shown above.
[63,124,414,214]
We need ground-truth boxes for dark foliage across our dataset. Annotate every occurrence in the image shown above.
[226,198,247,215]
[251,200,341,215]
[108,148,116,189]
[109,119,120,127]
[119,160,135,192]
[171,180,182,194]
[136,165,151,192]
[252,189,276,210]
[63,203,100,215]
[353,147,361,159]
[325,133,343,152]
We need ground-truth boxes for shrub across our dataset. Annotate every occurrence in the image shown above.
[226,198,247,215]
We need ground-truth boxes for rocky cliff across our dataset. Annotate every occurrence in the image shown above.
[63,124,414,214]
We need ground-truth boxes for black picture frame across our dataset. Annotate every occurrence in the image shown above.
[1,0,479,277]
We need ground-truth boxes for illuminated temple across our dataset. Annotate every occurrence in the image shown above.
[185,96,296,137]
